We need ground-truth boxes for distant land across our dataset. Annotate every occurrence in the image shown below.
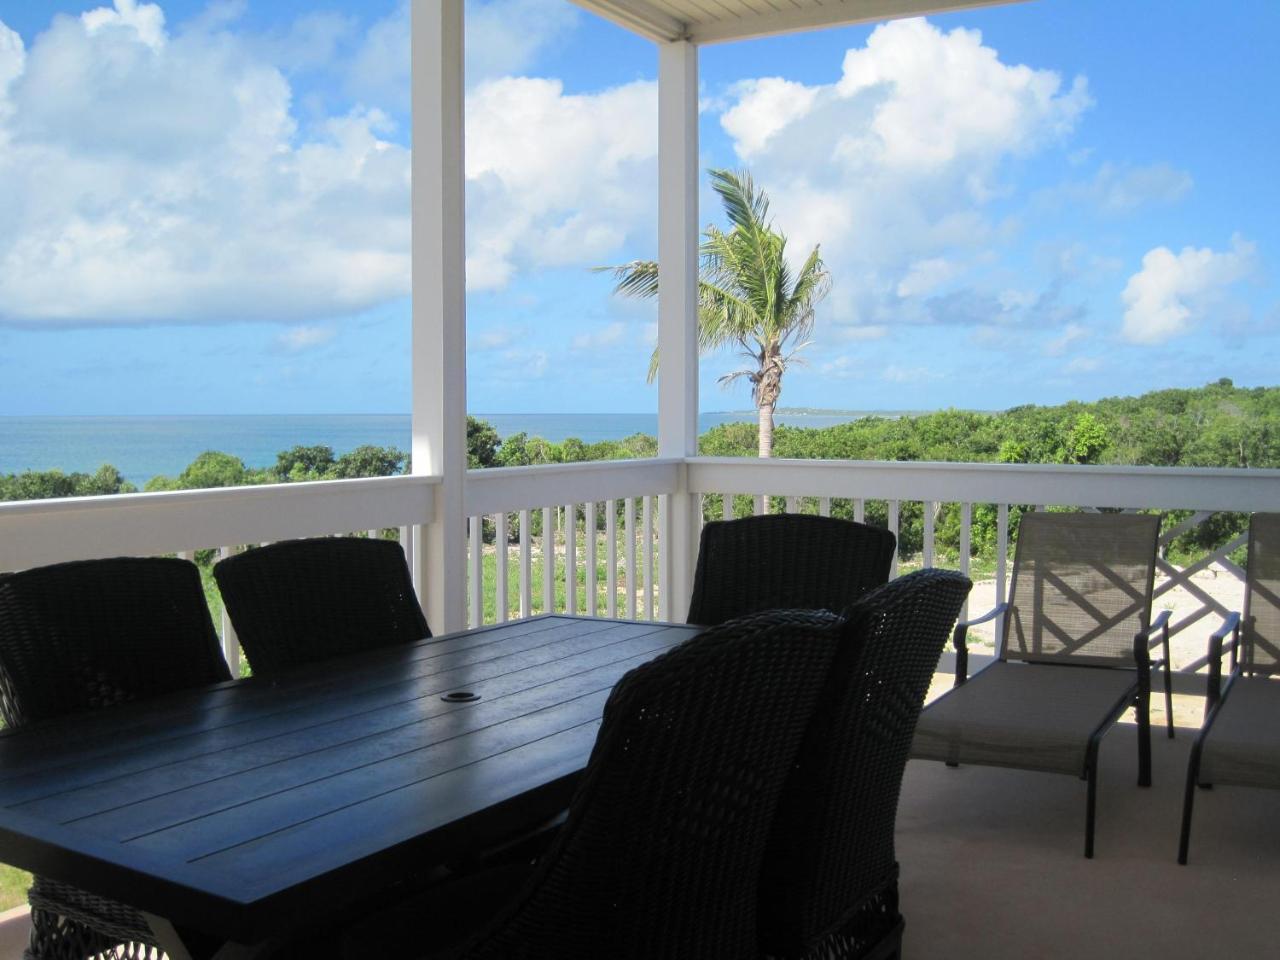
[0,409,906,487]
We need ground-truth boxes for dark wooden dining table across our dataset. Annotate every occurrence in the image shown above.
[0,614,701,959]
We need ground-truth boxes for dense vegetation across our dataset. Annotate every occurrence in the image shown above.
[3,380,1274,563]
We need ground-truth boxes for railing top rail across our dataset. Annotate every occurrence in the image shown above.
[0,475,438,573]
[465,457,682,516]
[687,457,1280,512]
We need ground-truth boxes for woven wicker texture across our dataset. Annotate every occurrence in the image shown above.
[760,568,971,959]
[1242,512,1280,675]
[686,515,896,627]
[910,660,1138,774]
[1003,512,1159,667]
[214,536,429,677]
[439,609,844,960]
[0,556,231,960]
[0,557,230,727]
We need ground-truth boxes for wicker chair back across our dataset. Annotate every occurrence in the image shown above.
[686,514,896,626]
[759,568,971,958]
[0,555,232,960]
[214,536,428,678]
[458,609,844,960]
[0,556,230,727]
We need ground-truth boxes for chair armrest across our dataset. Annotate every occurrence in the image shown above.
[1140,609,1173,650]
[952,602,1008,687]
[1206,611,1241,715]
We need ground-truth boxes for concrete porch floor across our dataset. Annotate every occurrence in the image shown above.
[897,713,1278,959]
[0,698,1270,959]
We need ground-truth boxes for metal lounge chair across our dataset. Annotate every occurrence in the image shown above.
[687,513,896,626]
[760,568,972,960]
[1179,512,1280,864]
[342,608,845,960]
[0,557,232,960]
[910,511,1171,858]
[213,536,429,677]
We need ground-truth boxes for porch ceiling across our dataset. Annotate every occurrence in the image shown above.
[568,0,1028,44]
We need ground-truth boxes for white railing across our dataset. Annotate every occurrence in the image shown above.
[688,457,1280,689]
[4,456,1279,690]
[0,475,438,673]
[463,458,681,627]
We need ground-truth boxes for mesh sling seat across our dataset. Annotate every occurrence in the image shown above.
[761,568,972,960]
[342,608,845,960]
[687,514,896,626]
[213,536,429,678]
[910,512,1170,858]
[0,557,232,960]
[1179,512,1280,864]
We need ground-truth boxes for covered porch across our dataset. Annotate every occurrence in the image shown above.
[0,0,1277,957]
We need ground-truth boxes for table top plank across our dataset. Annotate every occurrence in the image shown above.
[0,616,700,943]
[0,616,616,775]
[3,626,677,817]
[66,647,663,842]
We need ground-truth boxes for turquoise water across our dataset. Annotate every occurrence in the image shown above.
[0,411,881,487]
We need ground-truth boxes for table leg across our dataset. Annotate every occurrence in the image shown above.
[142,912,279,960]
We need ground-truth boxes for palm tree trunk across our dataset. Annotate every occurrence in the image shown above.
[758,401,774,514]
[757,401,775,458]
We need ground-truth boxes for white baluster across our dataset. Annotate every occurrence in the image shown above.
[605,499,617,619]
[493,512,508,624]
[585,501,597,618]
[642,496,654,620]
[625,497,637,619]
[519,509,532,619]
[888,501,899,578]
[468,516,482,628]
[565,504,577,616]
[924,501,936,568]
[542,506,555,615]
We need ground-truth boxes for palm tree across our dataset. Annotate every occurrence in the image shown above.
[605,169,830,458]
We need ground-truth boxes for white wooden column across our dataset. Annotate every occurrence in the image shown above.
[656,40,699,622]
[411,0,467,634]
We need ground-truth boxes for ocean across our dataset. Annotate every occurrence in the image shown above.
[0,412,884,488]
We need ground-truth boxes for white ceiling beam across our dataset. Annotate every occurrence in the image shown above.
[689,0,1031,44]
[568,0,688,42]
[570,0,1029,46]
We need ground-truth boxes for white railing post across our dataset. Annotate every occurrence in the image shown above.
[411,0,467,634]
[217,545,241,675]
[657,40,700,623]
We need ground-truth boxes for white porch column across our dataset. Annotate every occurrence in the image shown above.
[656,40,699,622]
[411,0,467,634]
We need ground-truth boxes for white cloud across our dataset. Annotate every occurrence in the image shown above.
[0,2,410,327]
[345,0,580,109]
[1045,322,1089,356]
[1121,236,1257,344]
[471,325,527,351]
[818,355,863,379]
[882,364,941,383]
[275,324,336,352]
[82,0,166,50]
[715,18,1091,331]
[897,257,957,297]
[465,76,656,290]
[1065,356,1102,373]
[1047,162,1192,215]
[721,78,820,158]
[572,321,628,351]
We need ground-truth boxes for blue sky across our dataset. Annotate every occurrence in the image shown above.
[0,0,1276,415]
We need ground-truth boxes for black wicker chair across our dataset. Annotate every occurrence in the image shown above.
[687,514,897,627]
[760,568,972,960]
[343,608,846,960]
[213,536,429,678]
[0,556,232,960]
